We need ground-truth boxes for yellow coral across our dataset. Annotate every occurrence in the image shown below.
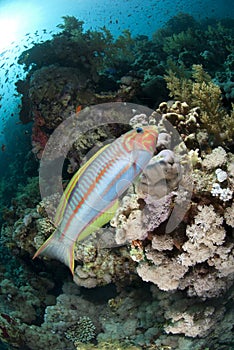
[164,65,234,143]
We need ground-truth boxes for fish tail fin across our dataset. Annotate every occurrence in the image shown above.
[33,230,75,275]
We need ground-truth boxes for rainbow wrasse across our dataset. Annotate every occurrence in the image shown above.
[33,125,158,274]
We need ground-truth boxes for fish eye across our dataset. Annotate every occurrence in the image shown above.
[136,127,143,133]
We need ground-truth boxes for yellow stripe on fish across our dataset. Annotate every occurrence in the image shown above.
[33,125,158,274]
[54,144,110,226]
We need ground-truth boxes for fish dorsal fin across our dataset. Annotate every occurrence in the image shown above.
[54,143,111,226]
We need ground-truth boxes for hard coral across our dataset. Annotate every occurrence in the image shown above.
[111,123,233,299]
[0,313,23,347]
[224,203,234,227]
[142,194,174,232]
[202,146,227,169]
[65,316,96,344]
[137,253,188,291]
[164,65,234,144]
[180,205,225,265]
[111,193,147,245]
[164,303,225,338]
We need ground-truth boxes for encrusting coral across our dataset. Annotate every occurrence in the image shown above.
[137,150,182,198]
[73,231,136,288]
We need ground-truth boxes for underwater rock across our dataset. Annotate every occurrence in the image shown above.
[137,149,182,198]
[73,232,136,288]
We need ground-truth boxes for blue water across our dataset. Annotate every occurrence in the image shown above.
[0,0,233,40]
[0,0,233,137]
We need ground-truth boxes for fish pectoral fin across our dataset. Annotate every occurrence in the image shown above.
[33,229,75,275]
[77,199,119,242]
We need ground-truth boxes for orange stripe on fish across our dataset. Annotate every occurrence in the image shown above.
[62,158,115,238]
[55,144,110,226]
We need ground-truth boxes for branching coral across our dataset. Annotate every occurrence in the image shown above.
[137,253,188,291]
[224,202,234,227]
[164,65,234,144]
[163,29,200,56]
[115,171,233,298]
[178,205,226,266]
[202,146,227,169]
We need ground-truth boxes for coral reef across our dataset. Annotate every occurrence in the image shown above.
[108,98,233,303]
[2,98,234,349]
[1,13,234,350]
[16,14,234,164]
[73,341,141,350]
[111,142,233,300]
[2,100,233,350]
